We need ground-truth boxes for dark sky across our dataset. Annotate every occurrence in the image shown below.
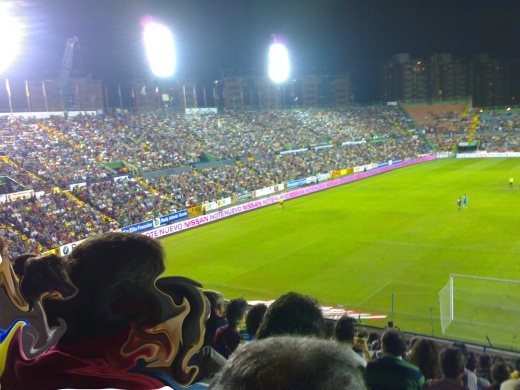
[7,0,520,102]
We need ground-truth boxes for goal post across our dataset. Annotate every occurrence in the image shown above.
[439,274,520,351]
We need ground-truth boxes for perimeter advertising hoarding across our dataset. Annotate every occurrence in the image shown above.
[120,209,188,234]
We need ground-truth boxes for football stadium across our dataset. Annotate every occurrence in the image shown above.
[2,1,520,388]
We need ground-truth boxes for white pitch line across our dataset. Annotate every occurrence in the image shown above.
[357,281,392,306]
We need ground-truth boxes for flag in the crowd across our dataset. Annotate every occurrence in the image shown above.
[25,80,30,97]
[42,81,47,97]
[192,86,196,99]
[118,84,122,98]
[155,86,159,95]
[5,79,11,97]
[131,86,135,98]
[141,86,147,95]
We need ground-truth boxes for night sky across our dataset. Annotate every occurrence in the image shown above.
[5,0,520,103]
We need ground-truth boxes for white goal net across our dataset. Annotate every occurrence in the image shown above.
[439,274,520,351]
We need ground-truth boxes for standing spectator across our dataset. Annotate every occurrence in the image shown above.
[408,338,442,380]
[203,290,227,348]
[477,355,494,384]
[212,298,248,359]
[364,329,425,390]
[466,352,490,390]
[452,342,478,390]
[487,362,511,390]
[423,347,468,390]
[243,303,267,341]
[334,316,369,369]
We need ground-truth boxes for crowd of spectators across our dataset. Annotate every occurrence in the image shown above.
[1,106,520,256]
[205,290,520,389]
[475,110,520,152]
[1,106,425,181]
[0,192,115,254]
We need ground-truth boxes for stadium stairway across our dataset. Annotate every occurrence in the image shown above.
[63,191,117,226]
[380,107,413,136]
[1,222,43,254]
[468,115,480,142]
[0,157,48,191]
[136,178,183,209]
[37,123,82,150]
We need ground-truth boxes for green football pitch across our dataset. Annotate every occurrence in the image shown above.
[160,158,520,348]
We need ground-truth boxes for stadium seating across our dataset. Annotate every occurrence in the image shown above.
[1,106,520,255]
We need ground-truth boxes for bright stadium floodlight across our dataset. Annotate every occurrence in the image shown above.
[143,21,175,77]
[0,2,24,74]
[268,41,290,84]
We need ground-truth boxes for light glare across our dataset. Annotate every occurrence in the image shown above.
[0,3,24,74]
[269,43,290,83]
[144,22,175,77]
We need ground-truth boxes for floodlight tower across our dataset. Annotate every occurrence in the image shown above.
[59,36,79,109]
[268,35,290,108]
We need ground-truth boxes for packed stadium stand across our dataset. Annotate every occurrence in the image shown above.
[1,104,520,256]
[0,106,431,254]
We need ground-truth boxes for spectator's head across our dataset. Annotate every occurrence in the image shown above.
[334,316,358,344]
[204,290,225,318]
[466,352,478,372]
[367,332,380,346]
[440,347,466,380]
[225,298,248,329]
[209,336,367,390]
[381,329,406,357]
[44,232,207,386]
[255,292,326,339]
[452,342,469,363]
[490,362,511,386]
[19,254,77,304]
[245,303,267,337]
[11,253,38,278]
[408,338,441,380]
[478,354,492,370]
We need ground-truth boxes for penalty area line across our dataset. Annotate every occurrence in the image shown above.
[357,281,392,306]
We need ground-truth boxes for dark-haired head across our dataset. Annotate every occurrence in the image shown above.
[409,338,441,380]
[44,233,168,342]
[11,253,38,278]
[245,303,267,337]
[381,329,406,357]
[255,292,325,340]
[19,254,77,304]
[334,316,358,344]
[440,347,465,379]
[225,298,248,329]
